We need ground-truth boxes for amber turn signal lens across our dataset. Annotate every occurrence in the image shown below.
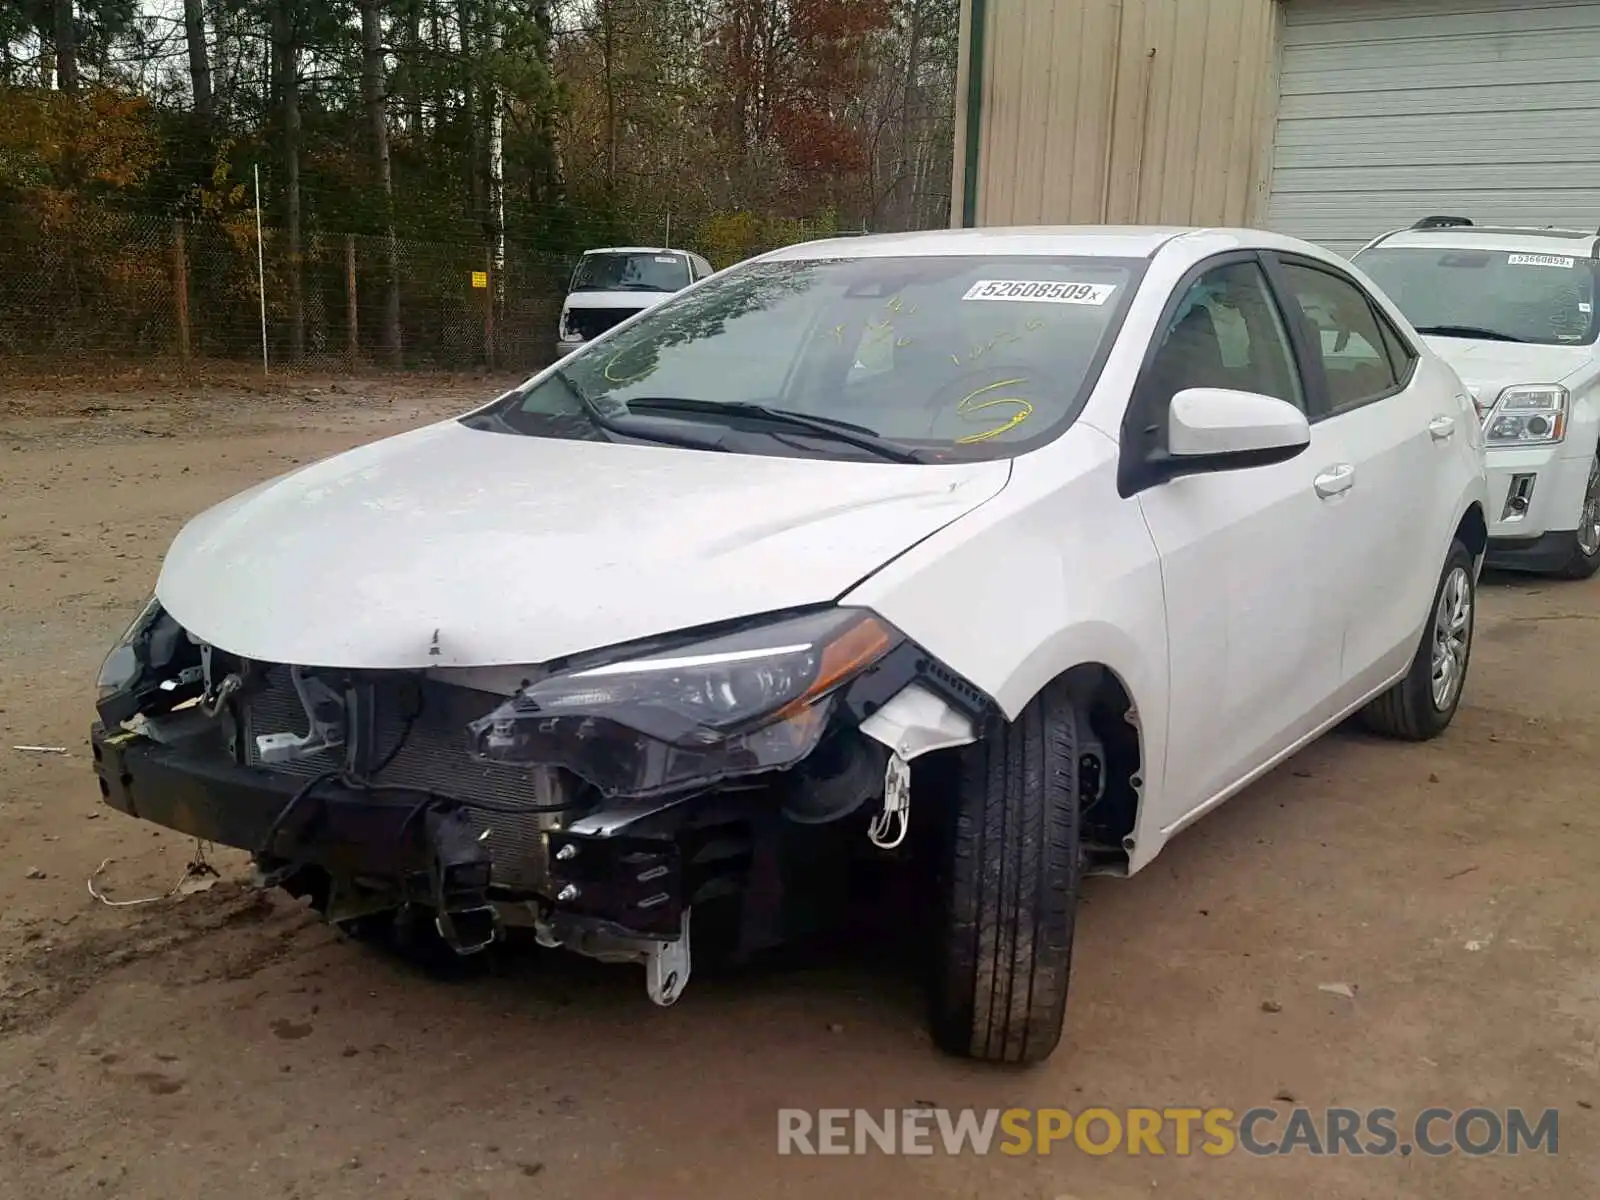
[773,614,896,719]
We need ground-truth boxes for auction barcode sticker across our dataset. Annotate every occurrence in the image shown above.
[1507,253,1574,269]
[963,279,1117,305]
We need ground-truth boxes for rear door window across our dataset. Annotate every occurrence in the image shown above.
[1278,262,1402,417]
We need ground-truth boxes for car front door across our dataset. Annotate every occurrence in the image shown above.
[1128,255,1351,827]
[1266,255,1442,707]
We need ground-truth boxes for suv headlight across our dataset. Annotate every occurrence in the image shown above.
[468,608,900,798]
[1483,385,1567,447]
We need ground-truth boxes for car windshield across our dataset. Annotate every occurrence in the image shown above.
[571,251,690,293]
[1355,247,1599,346]
[480,254,1143,461]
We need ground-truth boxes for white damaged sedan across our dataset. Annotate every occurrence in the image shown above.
[93,226,1488,1063]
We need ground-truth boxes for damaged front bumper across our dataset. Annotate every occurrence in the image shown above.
[90,602,996,1008]
[92,718,739,1002]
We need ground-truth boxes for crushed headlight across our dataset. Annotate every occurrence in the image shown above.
[97,594,164,702]
[95,595,198,727]
[468,608,901,797]
[1484,384,1567,447]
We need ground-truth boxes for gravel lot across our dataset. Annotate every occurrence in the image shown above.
[1,373,1596,1199]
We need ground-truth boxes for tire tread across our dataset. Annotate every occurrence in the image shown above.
[1557,538,1600,580]
[934,679,1081,1063]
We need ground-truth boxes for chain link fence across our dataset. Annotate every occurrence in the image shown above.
[0,200,946,378]
[0,203,583,375]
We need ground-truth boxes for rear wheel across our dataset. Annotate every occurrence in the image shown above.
[1360,539,1475,741]
[930,678,1084,1064]
[1557,453,1600,580]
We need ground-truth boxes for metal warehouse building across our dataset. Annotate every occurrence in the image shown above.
[951,0,1600,254]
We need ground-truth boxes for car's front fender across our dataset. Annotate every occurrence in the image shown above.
[842,425,1171,857]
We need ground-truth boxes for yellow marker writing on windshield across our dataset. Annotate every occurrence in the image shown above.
[955,377,1034,444]
[953,326,1032,367]
[862,318,896,347]
[603,352,651,385]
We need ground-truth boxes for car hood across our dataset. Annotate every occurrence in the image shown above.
[154,420,1011,669]
[1420,336,1592,403]
[562,291,677,311]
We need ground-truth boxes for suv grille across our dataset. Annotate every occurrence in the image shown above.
[241,666,564,894]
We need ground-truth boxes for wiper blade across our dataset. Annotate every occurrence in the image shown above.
[622,397,925,463]
[552,367,616,430]
[1414,324,1529,343]
[551,371,728,452]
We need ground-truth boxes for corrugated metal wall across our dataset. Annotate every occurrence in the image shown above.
[1266,0,1600,254]
[961,0,1282,228]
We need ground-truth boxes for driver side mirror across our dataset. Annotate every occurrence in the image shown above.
[1165,386,1310,475]
[1118,386,1313,497]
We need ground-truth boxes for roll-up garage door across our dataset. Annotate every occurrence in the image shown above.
[1266,0,1600,256]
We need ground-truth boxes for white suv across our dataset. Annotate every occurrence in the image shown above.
[92,227,1487,1064]
[1353,217,1600,578]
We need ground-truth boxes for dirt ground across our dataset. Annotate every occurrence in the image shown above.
[0,371,1595,1200]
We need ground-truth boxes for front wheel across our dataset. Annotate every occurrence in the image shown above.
[930,678,1084,1064]
[1360,539,1476,741]
[1557,453,1600,580]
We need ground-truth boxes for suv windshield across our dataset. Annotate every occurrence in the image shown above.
[480,254,1143,461]
[571,251,690,293]
[1355,246,1598,346]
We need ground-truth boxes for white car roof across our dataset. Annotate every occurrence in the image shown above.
[582,246,687,256]
[758,225,1357,271]
[1364,225,1600,258]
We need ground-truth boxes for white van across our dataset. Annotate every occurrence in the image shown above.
[556,247,714,356]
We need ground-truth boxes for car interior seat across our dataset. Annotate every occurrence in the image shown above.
[1154,305,1228,401]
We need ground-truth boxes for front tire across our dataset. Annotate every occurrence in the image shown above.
[930,679,1083,1064]
[1557,453,1600,580]
[1360,539,1476,741]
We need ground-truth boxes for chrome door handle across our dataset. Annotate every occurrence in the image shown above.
[1430,415,1456,441]
[1314,463,1356,498]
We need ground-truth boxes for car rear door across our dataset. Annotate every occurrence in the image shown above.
[1264,254,1444,708]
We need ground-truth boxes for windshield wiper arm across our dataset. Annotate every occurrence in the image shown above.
[1414,324,1530,343]
[622,397,925,463]
[551,367,619,430]
[550,370,729,452]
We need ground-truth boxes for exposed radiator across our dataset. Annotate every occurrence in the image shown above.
[241,667,563,894]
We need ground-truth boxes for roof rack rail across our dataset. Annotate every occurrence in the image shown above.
[1412,215,1473,230]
